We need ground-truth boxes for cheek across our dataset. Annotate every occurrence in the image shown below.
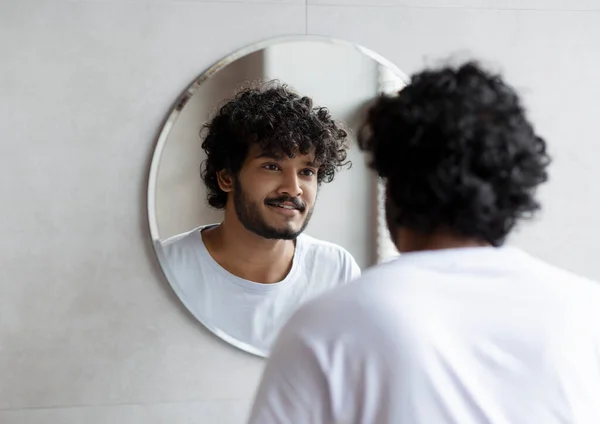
[303,183,318,204]
[239,171,271,196]
[260,180,282,199]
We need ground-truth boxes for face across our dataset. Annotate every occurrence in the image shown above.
[230,145,319,240]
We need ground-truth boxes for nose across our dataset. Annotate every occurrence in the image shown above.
[278,171,303,197]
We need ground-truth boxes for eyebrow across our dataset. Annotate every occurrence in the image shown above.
[255,153,318,167]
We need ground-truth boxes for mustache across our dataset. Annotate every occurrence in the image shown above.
[265,195,306,212]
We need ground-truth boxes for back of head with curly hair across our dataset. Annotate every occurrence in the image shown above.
[200,81,350,209]
[359,61,551,246]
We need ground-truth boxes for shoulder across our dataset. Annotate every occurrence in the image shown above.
[286,259,429,336]
[154,226,221,296]
[285,262,395,331]
[497,249,600,351]
[271,267,405,373]
[515,248,600,306]
[248,272,395,423]
[159,224,219,252]
[298,233,358,265]
[155,224,218,271]
[297,233,361,279]
[159,227,202,258]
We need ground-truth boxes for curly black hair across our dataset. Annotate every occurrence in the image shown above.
[200,81,350,209]
[359,61,551,246]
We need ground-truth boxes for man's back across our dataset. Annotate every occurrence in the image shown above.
[248,246,600,423]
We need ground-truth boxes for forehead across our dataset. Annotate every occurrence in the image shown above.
[246,144,317,164]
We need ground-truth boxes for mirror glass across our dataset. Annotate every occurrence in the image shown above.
[148,36,406,357]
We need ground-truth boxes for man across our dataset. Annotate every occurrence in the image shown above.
[247,62,600,421]
[158,82,360,356]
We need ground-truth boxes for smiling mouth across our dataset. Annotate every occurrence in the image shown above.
[267,203,303,213]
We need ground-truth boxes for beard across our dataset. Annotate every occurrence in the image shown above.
[233,178,313,240]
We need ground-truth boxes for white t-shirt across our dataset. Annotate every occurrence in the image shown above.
[156,224,361,356]
[248,246,600,423]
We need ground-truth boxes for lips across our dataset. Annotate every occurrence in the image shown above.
[268,202,300,211]
[265,198,305,212]
[276,204,297,210]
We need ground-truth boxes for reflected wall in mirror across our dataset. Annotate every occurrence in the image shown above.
[148,36,407,357]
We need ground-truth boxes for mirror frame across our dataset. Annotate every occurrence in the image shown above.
[146,34,408,356]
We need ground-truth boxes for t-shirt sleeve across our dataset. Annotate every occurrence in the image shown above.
[246,313,331,424]
[349,255,361,280]
[343,251,361,283]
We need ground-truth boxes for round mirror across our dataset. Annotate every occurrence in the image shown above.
[148,35,407,357]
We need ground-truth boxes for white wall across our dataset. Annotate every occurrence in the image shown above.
[1,1,599,423]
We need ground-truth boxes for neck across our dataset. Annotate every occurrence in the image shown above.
[201,211,295,284]
[396,228,491,253]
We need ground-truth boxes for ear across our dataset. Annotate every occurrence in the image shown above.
[216,169,234,193]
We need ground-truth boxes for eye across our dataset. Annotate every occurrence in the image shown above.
[300,169,317,177]
[263,163,280,171]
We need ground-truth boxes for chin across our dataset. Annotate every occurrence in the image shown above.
[276,224,303,235]
[266,229,301,240]
[283,221,308,236]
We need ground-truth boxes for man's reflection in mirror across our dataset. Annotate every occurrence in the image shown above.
[158,81,360,355]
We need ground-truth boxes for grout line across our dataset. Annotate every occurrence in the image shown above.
[0,398,247,413]
[21,0,600,11]
[305,3,600,12]
[63,0,305,6]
